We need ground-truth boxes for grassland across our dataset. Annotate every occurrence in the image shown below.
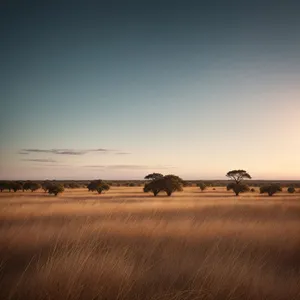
[0,187,300,300]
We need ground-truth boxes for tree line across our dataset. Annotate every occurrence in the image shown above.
[0,170,298,197]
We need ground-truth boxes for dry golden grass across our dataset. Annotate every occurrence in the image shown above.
[0,187,300,300]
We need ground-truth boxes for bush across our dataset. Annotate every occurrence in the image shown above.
[227,183,250,196]
[48,184,64,196]
[198,182,207,191]
[250,188,255,192]
[260,184,282,197]
[287,186,296,194]
[87,180,110,194]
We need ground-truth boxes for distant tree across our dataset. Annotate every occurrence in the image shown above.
[143,174,183,197]
[226,169,251,196]
[128,182,136,187]
[144,173,164,181]
[0,181,8,192]
[48,184,64,196]
[96,183,110,194]
[23,181,33,191]
[87,180,102,192]
[227,182,250,196]
[87,180,110,194]
[30,182,41,192]
[10,182,23,192]
[250,188,256,193]
[260,184,282,197]
[226,170,251,184]
[198,182,207,191]
[287,186,296,194]
[42,181,52,192]
[23,181,41,192]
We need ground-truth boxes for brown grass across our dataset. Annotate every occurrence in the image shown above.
[0,187,300,300]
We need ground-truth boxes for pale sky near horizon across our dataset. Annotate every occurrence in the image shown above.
[1,1,300,180]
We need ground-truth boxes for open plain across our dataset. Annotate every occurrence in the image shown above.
[1,187,300,300]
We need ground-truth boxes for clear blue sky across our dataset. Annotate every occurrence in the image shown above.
[1,1,300,180]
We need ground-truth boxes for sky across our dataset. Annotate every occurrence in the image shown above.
[1,0,300,180]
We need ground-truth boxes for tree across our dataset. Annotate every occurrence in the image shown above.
[144,173,164,181]
[0,181,8,192]
[23,181,41,192]
[227,182,250,196]
[96,183,110,194]
[9,182,23,192]
[260,184,282,197]
[87,180,110,194]
[287,186,296,194]
[226,169,251,196]
[30,182,41,192]
[42,181,52,192]
[226,170,251,184]
[198,182,207,191]
[48,184,64,196]
[143,174,183,197]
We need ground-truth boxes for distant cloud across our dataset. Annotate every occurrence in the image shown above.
[83,165,175,170]
[19,148,116,156]
[115,152,131,155]
[21,158,57,163]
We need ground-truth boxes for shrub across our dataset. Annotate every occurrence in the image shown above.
[227,182,250,196]
[260,184,282,196]
[198,182,207,191]
[48,184,64,196]
[87,180,110,194]
[287,186,296,194]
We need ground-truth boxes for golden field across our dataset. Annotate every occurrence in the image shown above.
[0,187,300,300]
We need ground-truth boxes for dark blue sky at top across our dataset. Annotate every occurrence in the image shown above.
[1,0,300,179]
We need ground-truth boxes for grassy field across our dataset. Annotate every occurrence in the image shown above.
[0,187,300,300]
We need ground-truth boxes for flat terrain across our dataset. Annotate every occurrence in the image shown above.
[1,187,300,300]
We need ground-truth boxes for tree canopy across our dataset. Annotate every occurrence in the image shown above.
[260,184,282,196]
[227,182,250,196]
[144,173,164,181]
[87,180,110,194]
[48,184,64,196]
[226,170,251,184]
[144,174,183,196]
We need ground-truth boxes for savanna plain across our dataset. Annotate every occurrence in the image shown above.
[1,187,300,300]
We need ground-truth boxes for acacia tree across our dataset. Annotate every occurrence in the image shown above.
[226,170,251,183]
[143,174,183,197]
[144,173,164,181]
[226,170,251,196]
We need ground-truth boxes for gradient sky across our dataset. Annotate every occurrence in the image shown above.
[1,0,300,180]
